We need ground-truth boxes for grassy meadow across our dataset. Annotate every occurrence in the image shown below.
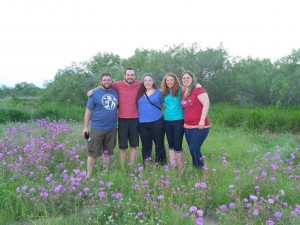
[0,98,300,224]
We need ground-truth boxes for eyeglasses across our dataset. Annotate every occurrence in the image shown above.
[102,79,112,82]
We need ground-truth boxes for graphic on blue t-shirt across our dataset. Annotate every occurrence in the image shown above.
[102,94,117,110]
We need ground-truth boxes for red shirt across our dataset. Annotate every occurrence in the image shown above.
[112,80,142,118]
[181,88,210,127]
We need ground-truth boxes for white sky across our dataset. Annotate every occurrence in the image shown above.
[0,0,299,87]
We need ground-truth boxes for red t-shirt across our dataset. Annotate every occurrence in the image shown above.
[181,88,210,126]
[112,80,142,118]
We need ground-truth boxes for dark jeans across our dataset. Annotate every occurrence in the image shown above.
[184,127,210,168]
[164,119,184,152]
[139,117,166,165]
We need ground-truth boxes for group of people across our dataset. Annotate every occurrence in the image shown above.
[82,68,210,178]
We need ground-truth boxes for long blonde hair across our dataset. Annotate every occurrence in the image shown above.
[161,73,180,97]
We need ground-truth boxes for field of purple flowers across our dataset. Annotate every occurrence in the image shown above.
[0,119,299,225]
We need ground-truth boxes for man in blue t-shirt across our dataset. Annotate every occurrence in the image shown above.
[82,73,119,178]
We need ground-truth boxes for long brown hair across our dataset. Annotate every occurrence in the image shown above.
[181,70,196,100]
[136,73,159,102]
[161,72,180,97]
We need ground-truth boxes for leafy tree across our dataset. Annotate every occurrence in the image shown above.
[270,49,300,105]
[43,62,95,105]
[0,85,12,98]
[87,52,123,82]
[226,58,275,105]
[13,82,41,97]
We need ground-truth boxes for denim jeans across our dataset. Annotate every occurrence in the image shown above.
[139,117,166,165]
[184,127,210,168]
[164,119,184,152]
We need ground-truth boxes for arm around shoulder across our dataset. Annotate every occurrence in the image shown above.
[87,86,101,97]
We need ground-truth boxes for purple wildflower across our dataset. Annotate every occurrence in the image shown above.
[115,193,123,199]
[219,204,227,212]
[98,192,105,198]
[137,212,145,217]
[197,210,203,216]
[190,206,197,212]
[250,195,258,201]
[273,212,282,219]
[157,195,164,200]
[106,182,113,187]
[229,202,235,209]
[196,217,204,225]
[22,186,28,191]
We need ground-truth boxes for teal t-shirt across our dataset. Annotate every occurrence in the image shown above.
[164,87,184,121]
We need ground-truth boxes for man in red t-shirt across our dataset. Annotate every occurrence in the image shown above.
[112,68,142,166]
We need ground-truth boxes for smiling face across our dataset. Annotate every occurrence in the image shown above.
[101,75,112,90]
[166,76,175,88]
[143,75,154,90]
[124,69,135,85]
[182,73,193,87]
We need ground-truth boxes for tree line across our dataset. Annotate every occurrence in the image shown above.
[1,43,300,106]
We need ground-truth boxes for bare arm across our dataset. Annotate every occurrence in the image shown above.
[87,86,101,97]
[197,93,210,129]
[82,108,92,136]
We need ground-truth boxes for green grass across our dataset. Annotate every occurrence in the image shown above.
[1,120,299,224]
[0,99,300,224]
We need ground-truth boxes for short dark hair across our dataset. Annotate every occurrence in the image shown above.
[101,73,112,80]
[124,67,135,74]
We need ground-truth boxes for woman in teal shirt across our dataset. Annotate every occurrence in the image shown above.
[161,73,184,172]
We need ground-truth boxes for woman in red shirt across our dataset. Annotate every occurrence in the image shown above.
[181,70,210,169]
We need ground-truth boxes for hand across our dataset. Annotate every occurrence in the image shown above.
[198,120,205,130]
[196,83,202,88]
[87,90,93,97]
[82,128,89,137]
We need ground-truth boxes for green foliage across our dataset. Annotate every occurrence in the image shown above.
[270,49,300,105]
[1,98,300,134]
[0,108,31,123]
[1,120,299,224]
[0,83,41,98]
[42,63,96,105]
[211,104,300,133]
[2,44,300,106]
[33,109,62,120]
[0,98,85,123]
[88,52,123,81]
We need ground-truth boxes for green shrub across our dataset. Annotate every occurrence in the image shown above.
[33,109,62,120]
[245,110,265,131]
[0,109,31,123]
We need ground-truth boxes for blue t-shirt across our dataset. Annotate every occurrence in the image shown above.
[138,89,163,123]
[164,87,184,121]
[86,87,119,130]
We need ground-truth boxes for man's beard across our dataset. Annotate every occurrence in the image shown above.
[102,84,111,90]
[125,79,134,85]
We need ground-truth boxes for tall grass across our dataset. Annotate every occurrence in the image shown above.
[211,103,300,133]
[0,120,299,224]
[0,97,85,122]
[1,99,299,134]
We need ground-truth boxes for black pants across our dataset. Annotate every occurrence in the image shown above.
[139,117,166,165]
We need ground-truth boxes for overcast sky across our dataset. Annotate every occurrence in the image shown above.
[0,0,299,87]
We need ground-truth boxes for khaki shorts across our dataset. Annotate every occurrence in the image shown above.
[87,128,117,158]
